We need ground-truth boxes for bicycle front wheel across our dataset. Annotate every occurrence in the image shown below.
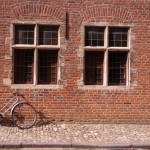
[12,102,37,129]
[0,113,4,122]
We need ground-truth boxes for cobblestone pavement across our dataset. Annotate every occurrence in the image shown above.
[0,123,150,149]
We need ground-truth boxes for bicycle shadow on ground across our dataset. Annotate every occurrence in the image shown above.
[0,111,55,128]
[0,117,15,127]
[35,111,56,127]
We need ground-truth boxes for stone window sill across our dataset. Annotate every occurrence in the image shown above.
[10,84,63,89]
[78,85,132,90]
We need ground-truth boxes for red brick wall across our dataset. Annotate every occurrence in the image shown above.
[0,0,150,124]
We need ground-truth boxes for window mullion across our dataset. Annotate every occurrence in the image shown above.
[104,26,108,48]
[126,52,130,86]
[34,48,38,85]
[103,26,108,86]
[35,24,38,45]
[34,24,38,85]
[103,49,108,86]
[127,29,130,48]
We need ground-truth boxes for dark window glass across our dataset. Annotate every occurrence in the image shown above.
[15,25,34,44]
[14,50,34,84]
[85,27,104,46]
[85,51,104,85]
[109,27,129,47]
[38,50,58,84]
[39,26,58,45]
[108,51,128,85]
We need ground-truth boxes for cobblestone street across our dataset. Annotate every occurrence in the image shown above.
[0,123,150,149]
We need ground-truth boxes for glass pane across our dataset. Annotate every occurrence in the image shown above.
[38,50,58,84]
[39,26,59,45]
[109,27,128,47]
[115,34,121,40]
[28,39,34,44]
[52,39,58,45]
[15,25,34,44]
[19,31,27,38]
[14,50,34,84]
[115,41,122,46]
[52,32,58,38]
[85,51,104,85]
[85,27,104,46]
[122,41,127,47]
[108,52,128,85]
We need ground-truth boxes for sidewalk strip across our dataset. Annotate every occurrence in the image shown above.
[0,142,150,148]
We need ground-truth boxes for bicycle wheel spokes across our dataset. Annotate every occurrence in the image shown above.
[12,102,37,129]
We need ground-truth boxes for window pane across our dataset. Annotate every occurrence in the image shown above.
[85,27,104,46]
[38,50,58,84]
[14,50,34,84]
[15,25,34,44]
[109,27,129,47]
[85,51,104,85]
[39,26,58,45]
[108,52,128,85]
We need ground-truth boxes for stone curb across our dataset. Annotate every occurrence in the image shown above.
[0,142,150,148]
[0,142,20,148]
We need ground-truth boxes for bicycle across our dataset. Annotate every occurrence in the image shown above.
[0,90,37,129]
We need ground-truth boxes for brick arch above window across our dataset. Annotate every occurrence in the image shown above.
[83,6,132,21]
[12,3,64,20]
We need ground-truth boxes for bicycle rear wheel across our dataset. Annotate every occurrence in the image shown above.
[12,102,37,129]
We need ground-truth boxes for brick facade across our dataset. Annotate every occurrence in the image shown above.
[0,0,150,124]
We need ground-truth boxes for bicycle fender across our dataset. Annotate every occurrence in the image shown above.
[10,101,28,115]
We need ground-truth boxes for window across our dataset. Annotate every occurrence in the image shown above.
[13,24,59,84]
[85,51,104,85]
[84,26,130,86]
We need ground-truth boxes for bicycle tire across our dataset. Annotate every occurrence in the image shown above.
[0,113,4,122]
[12,102,37,129]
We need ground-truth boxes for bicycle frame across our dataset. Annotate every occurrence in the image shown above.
[0,93,20,117]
